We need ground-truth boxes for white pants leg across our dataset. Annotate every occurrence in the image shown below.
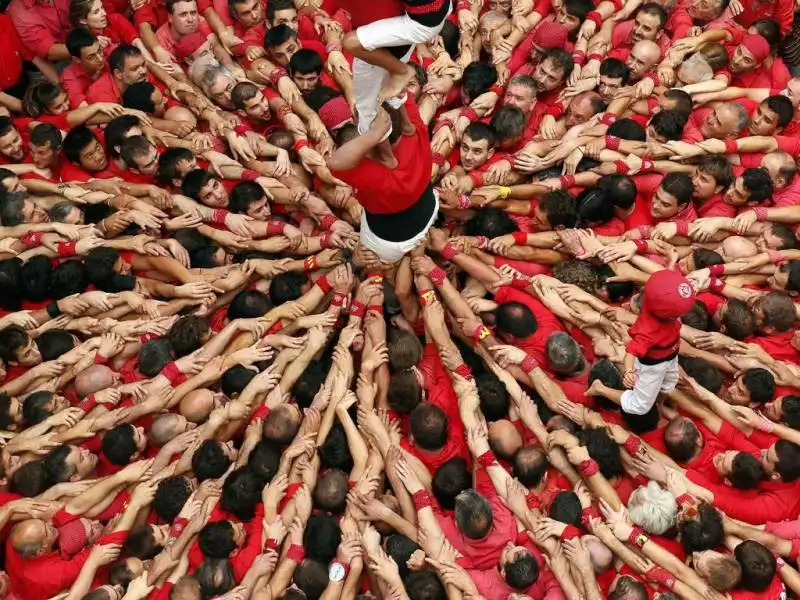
[352,57,387,134]
[359,194,440,263]
[353,10,447,132]
[356,13,451,51]
[620,356,678,415]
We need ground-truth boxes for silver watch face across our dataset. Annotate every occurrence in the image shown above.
[329,562,346,582]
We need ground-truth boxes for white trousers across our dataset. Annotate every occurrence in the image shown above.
[359,194,440,263]
[620,356,679,416]
[353,10,449,133]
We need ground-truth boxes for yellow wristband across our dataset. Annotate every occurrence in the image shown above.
[498,186,512,199]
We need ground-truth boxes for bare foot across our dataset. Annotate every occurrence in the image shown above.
[378,65,415,103]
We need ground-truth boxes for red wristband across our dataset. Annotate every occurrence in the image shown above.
[572,50,586,65]
[724,138,738,154]
[242,169,259,181]
[286,544,305,562]
[454,364,474,379]
[433,118,453,134]
[605,135,621,151]
[349,300,366,318]
[560,175,576,188]
[521,354,539,372]
[633,239,648,253]
[647,566,676,589]
[320,231,335,248]
[292,139,309,152]
[628,526,648,548]
[474,235,489,249]
[624,435,642,455]
[57,241,77,257]
[316,275,332,293]
[462,107,478,122]
[472,325,491,343]
[526,493,542,509]
[458,194,471,210]
[428,267,447,287]
[432,152,446,166]
[587,53,603,62]
[303,255,319,271]
[267,220,287,235]
[212,208,228,224]
[708,264,725,278]
[561,525,582,541]
[709,277,726,293]
[512,231,527,245]
[581,505,601,528]
[366,304,383,314]
[753,207,769,221]
[78,394,97,413]
[331,291,348,308]
[412,490,434,510]
[675,220,689,236]
[442,243,459,261]
[586,10,603,26]
[418,289,436,306]
[614,160,629,174]
[21,231,43,248]
[268,68,288,86]
[320,215,338,230]
[265,539,279,552]
[579,458,599,478]
[641,159,655,173]
[637,225,652,239]
[161,361,186,385]
[489,84,504,97]
[477,450,497,468]
[94,353,109,365]
[600,113,618,126]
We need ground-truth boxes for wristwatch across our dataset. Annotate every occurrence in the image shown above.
[329,561,349,582]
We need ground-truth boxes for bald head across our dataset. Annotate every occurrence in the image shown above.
[149,414,188,447]
[480,10,511,37]
[584,535,614,573]
[566,92,603,128]
[719,236,758,261]
[180,389,216,423]
[628,40,661,79]
[74,365,115,399]
[488,419,523,460]
[9,519,47,557]
[761,151,797,189]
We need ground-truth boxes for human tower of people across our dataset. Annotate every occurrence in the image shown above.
[3,0,800,597]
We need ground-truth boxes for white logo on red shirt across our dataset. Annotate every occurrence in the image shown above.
[677,283,692,299]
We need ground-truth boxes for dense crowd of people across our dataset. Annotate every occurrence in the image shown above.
[5,0,800,598]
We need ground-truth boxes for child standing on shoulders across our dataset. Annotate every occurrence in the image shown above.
[619,270,696,416]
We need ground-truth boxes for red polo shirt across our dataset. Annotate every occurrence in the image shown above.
[494,286,566,365]
[7,0,71,59]
[0,15,32,91]
[61,63,102,109]
[331,97,431,214]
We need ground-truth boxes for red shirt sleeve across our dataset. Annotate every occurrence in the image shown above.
[230,504,265,582]
[687,471,800,524]
[108,13,138,44]
[776,135,800,157]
